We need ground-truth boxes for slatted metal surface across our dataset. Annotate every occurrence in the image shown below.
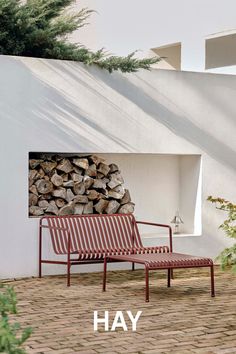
[107,252,213,268]
[41,214,170,259]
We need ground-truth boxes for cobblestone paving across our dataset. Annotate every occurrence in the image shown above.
[3,267,236,354]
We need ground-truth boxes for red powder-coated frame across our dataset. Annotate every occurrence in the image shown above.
[102,221,215,302]
[103,253,215,302]
[39,214,173,287]
[39,214,215,301]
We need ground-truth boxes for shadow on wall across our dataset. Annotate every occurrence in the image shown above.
[43,59,236,169]
[0,57,136,153]
[4,56,235,172]
[87,66,236,171]
[180,70,236,126]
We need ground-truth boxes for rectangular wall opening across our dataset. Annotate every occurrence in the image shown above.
[205,32,236,69]
[100,153,202,237]
[29,152,202,237]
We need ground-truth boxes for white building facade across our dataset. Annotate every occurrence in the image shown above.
[0,55,236,278]
[75,0,236,74]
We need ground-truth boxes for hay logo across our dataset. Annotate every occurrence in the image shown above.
[94,311,142,331]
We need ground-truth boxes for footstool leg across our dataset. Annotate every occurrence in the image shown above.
[210,265,215,297]
[167,269,171,287]
[145,266,149,302]
[132,262,135,271]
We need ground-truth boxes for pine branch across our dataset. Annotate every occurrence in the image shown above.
[0,0,161,72]
[98,52,161,73]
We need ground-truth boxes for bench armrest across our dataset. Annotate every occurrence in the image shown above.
[40,224,69,232]
[136,221,173,252]
[39,220,71,256]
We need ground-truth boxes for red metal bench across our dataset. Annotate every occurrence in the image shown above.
[39,214,215,301]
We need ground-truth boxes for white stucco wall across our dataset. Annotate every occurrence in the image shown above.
[179,155,202,234]
[0,55,236,279]
[73,0,236,74]
[100,153,201,236]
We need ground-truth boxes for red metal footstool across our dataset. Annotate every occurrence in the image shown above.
[103,252,215,302]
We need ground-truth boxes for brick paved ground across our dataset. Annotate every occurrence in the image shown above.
[3,267,236,354]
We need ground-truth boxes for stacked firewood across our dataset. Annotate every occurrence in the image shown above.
[29,154,134,217]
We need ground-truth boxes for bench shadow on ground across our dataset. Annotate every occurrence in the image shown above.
[33,267,235,300]
[37,267,220,288]
[62,266,219,285]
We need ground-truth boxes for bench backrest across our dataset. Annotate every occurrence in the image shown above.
[41,213,143,255]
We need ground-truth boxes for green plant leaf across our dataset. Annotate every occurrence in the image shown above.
[0,285,32,353]
[208,196,236,274]
[0,0,161,72]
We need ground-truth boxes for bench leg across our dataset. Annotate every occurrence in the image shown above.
[67,261,71,287]
[132,262,135,271]
[39,260,42,278]
[167,269,171,287]
[145,266,149,302]
[103,257,107,292]
[39,225,42,278]
[210,265,215,297]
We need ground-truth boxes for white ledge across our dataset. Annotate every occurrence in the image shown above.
[141,233,202,239]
